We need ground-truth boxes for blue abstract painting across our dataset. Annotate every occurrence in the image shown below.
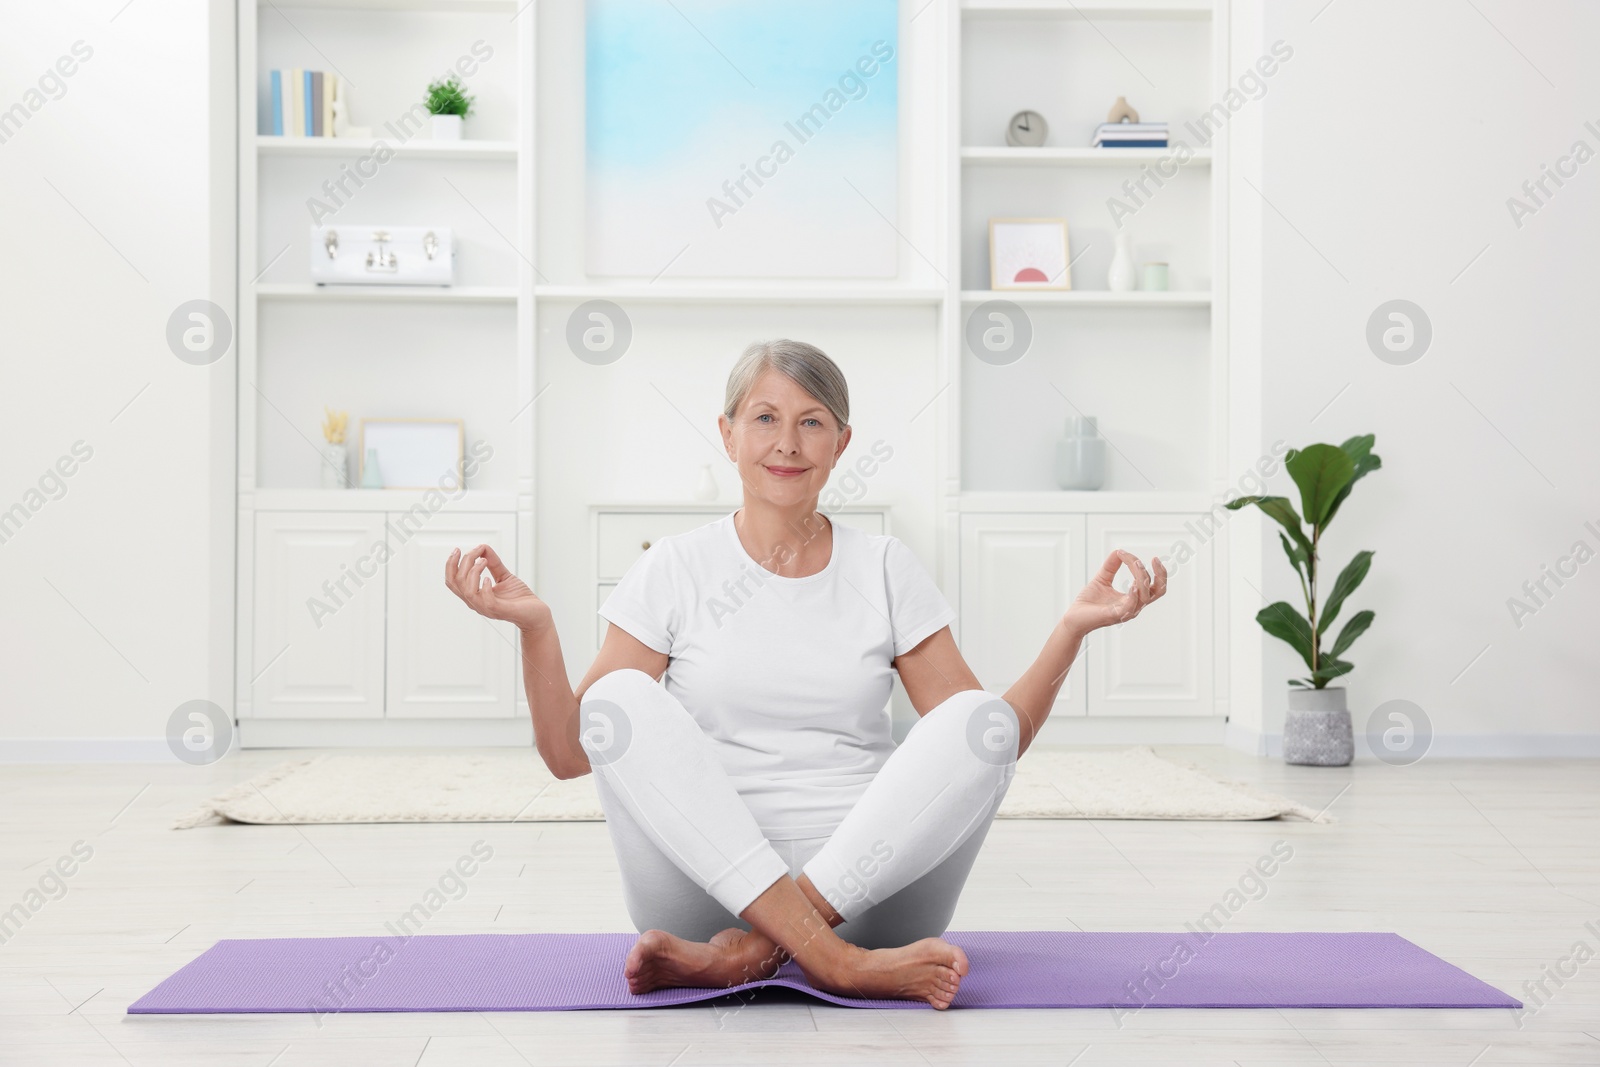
[586,0,899,279]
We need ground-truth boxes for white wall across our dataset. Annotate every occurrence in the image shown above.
[1246,0,1600,753]
[0,1,234,758]
[4,0,1593,757]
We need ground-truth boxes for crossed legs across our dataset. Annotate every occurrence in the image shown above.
[579,668,1018,1008]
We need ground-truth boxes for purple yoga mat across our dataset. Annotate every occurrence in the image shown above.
[128,931,1519,1013]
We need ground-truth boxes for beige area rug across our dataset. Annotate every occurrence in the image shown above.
[175,747,1330,828]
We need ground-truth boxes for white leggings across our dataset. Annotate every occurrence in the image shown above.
[579,669,1019,950]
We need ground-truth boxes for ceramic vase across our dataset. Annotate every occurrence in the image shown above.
[320,444,348,489]
[1283,686,1354,766]
[1054,416,1106,490]
[1108,229,1136,293]
[360,448,384,489]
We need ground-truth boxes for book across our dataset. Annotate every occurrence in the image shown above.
[1093,121,1170,148]
[269,70,282,135]
[287,67,302,136]
[311,71,324,136]
[322,74,336,138]
[303,69,314,138]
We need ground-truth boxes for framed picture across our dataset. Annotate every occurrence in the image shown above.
[586,0,899,279]
[358,419,464,490]
[989,217,1073,291]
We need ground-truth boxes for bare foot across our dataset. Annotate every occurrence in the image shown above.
[623,927,785,994]
[802,937,969,1010]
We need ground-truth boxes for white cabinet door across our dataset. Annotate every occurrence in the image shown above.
[959,513,1087,714]
[1085,514,1214,717]
[253,512,387,719]
[386,513,518,719]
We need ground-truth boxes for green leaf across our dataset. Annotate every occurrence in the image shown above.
[1278,532,1307,581]
[1341,434,1379,476]
[1256,601,1315,670]
[1285,444,1355,528]
[1324,435,1382,525]
[425,76,475,117]
[1329,609,1374,658]
[1319,550,1374,634]
[1227,495,1313,560]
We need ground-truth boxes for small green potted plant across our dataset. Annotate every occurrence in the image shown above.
[425,76,474,141]
[1225,435,1381,766]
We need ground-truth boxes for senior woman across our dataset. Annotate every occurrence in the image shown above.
[445,339,1167,1009]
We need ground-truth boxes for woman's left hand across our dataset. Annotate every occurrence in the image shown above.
[1063,550,1169,634]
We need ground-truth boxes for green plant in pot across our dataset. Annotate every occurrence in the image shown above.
[1225,435,1381,766]
[424,76,475,141]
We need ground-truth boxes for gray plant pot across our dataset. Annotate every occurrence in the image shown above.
[1283,686,1353,766]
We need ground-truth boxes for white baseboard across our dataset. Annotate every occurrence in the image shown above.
[0,738,191,763]
[1,720,534,760]
[238,717,534,748]
[8,726,1597,761]
[1255,731,1600,759]
[1029,715,1228,747]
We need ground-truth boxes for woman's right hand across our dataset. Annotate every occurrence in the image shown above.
[445,544,550,633]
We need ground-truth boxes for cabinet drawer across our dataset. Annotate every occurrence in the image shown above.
[596,511,723,580]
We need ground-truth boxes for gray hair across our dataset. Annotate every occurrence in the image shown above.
[723,339,850,430]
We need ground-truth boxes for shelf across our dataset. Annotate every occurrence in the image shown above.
[251,488,517,513]
[255,283,519,304]
[256,136,517,161]
[962,0,1211,17]
[962,146,1210,167]
[959,290,1210,307]
[535,284,945,306]
[591,501,885,513]
[957,491,1213,514]
[263,0,516,11]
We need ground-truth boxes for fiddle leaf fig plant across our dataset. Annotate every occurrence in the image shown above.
[1225,435,1382,689]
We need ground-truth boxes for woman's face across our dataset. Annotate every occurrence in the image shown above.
[720,368,851,509]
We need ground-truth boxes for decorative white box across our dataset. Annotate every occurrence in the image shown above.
[309,225,455,286]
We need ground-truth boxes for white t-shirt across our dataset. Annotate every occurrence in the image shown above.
[597,510,957,840]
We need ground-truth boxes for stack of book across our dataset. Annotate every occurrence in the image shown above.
[1091,122,1168,148]
[266,69,339,137]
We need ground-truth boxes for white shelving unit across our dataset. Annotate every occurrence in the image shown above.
[941,0,1231,734]
[233,0,1236,747]
[235,0,536,746]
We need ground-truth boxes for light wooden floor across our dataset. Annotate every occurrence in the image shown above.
[2,745,1597,1065]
